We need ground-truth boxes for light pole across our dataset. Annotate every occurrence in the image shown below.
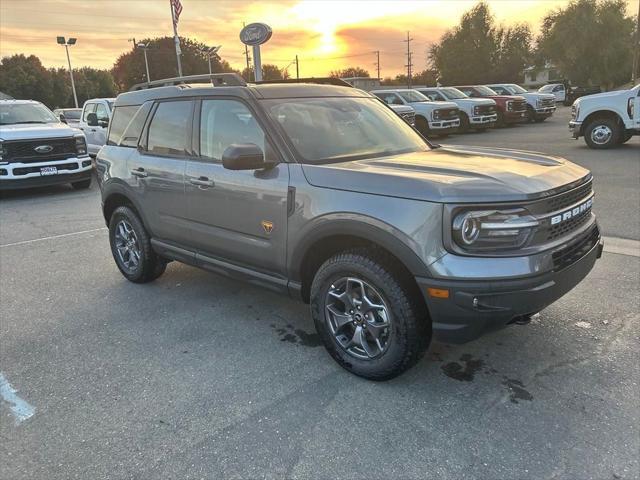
[57,36,78,108]
[137,43,151,83]
[204,46,221,75]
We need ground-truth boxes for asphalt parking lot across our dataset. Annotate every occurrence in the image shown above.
[1,106,638,480]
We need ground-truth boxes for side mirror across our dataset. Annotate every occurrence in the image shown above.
[98,118,109,128]
[222,143,269,170]
[59,113,67,123]
[86,112,98,127]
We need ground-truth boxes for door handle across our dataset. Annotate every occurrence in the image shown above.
[91,129,97,132]
[189,176,214,188]
[130,167,148,178]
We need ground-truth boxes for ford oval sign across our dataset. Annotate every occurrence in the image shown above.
[240,23,272,46]
[34,145,54,154]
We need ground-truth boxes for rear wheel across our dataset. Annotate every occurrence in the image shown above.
[584,117,621,149]
[109,206,167,283]
[71,178,91,190]
[310,249,430,380]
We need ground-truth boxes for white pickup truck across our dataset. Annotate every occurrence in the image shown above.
[79,98,115,157]
[416,87,497,132]
[0,99,92,190]
[371,89,460,137]
[569,84,639,149]
[488,83,556,122]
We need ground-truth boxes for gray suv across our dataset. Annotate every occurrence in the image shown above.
[97,74,603,380]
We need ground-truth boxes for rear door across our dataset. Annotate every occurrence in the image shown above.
[127,99,193,245]
[184,98,289,277]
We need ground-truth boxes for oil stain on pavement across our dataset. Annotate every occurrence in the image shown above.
[272,323,322,347]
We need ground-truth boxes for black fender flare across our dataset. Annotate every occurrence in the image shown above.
[101,180,151,231]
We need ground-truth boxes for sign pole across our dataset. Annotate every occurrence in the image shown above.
[239,23,272,83]
[253,46,262,81]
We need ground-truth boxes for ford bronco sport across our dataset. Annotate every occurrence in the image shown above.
[97,74,603,380]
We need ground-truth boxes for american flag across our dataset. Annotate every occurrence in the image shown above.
[171,0,183,28]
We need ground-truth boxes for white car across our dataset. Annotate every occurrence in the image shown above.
[569,84,639,149]
[0,99,92,190]
[416,87,497,132]
[53,108,82,128]
[79,98,115,157]
[371,89,460,137]
[488,83,556,122]
[538,83,566,104]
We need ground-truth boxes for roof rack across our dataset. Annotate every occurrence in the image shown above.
[129,73,247,91]
[253,77,353,88]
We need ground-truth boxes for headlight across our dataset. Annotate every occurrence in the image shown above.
[75,134,87,155]
[452,208,539,251]
[432,109,441,120]
[0,140,5,163]
[628,97,634,119]
[473,106,480,115]
[572,104,579,120]
[506,101,513,111]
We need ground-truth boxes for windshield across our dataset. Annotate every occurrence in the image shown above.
[439,87,468,99]
[397,90,430,103]
[506,84,528,94]
[474,86,498,96]
[538,85,555,92]
[62,110,81,120]
[0,103,59,125]
[265,97,429,164]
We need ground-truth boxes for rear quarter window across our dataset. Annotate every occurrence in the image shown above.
[107,105,141,146]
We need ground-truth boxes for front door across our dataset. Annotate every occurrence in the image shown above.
[128,99,193,245]
[185,98,289,277]
[91,103,110,154]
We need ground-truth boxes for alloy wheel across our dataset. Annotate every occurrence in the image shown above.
[325,277,392,360]
[590,124,613,145]
[114,220,141,272]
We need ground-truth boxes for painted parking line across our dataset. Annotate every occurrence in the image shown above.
[0,227,107,248]
[602,236,640,258]
[0,373,35,425]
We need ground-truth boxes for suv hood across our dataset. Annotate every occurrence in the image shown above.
[301,145,590,203]
[0,122,80,141]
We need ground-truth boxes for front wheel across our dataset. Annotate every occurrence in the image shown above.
[584,118,621,149]
[310,249,430,380]
[458,113,470,133]
[619,132,633,144]
[109,206,167,283]
[414,116,430,137]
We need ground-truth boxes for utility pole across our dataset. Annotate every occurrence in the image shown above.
[137,43,151,82]
[403,31,413,88]
[57,37,78,108]
[242,22,251,79]
[633,0,640,83]
[295,55,299,79]
[374,50,380,80]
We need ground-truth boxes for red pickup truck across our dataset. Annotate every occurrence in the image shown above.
[455,85,528,126]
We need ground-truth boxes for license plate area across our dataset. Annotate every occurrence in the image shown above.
[40,166,58,176]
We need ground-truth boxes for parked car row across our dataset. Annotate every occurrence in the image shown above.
[373,83,556,138]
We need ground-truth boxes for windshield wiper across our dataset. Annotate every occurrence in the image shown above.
[11,121,49,124]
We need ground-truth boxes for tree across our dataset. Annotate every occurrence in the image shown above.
[0,54,54,106]
[493,24,533,83]
[241,64,289,82]
[329,67,370,78]
[537,0,634,88]
[111,36,235,90]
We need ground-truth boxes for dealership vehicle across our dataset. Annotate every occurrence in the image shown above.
[0,99,92,190]
[79,98,115,157]
[416,87,497,133]
[388,104,415,126]
[53,107,82,128]
[487,83,556,122]
[98,74,603,380]
[455,85,527,126]
[538,83,566,103]
[569,83,639,149]
[371,89,459,136]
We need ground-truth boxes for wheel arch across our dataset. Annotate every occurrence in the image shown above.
[581,109,624,135]
[102,182,148,230]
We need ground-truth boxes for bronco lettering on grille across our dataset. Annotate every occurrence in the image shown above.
[550,198,593,225]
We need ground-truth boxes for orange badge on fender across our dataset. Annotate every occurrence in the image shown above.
[261,221,274,234]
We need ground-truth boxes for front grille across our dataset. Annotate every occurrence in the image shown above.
[543,181,593,214]
[399,111,415,124]
[552,226,599,271]
[12,162,79,176]
[538,98,555,108]
[3,138,77,164]
[512,100,527,111]
[476,105,496,115]
[436,108,459,119]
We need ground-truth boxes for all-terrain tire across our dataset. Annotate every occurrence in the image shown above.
[109,206,167,283]
[310,249,431,380]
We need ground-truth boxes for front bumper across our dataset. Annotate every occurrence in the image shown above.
[0,156,92,190]
[429,118,460,132]
[503,110,528,123]
[417,228,603,344]
[569,120,583,138]
[469,113,498,126]
[534,106,556,118]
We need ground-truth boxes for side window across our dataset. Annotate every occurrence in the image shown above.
[200,99,265,161]
[554,85,564,92]
[82,103,96,122]
[492,86,506,95]
[147,100,193,156]
[95,103,109,123]
[422,91,441,101]
[107,105,142,146]
[120,103,153,148]
[459,88,474,97]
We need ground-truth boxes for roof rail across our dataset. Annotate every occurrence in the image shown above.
[129,73,247,91]
[253,77,353,88]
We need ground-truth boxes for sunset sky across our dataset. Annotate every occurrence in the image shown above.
[1,0,637,78]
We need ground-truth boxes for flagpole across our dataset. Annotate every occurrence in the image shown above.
[170,0,183,77]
